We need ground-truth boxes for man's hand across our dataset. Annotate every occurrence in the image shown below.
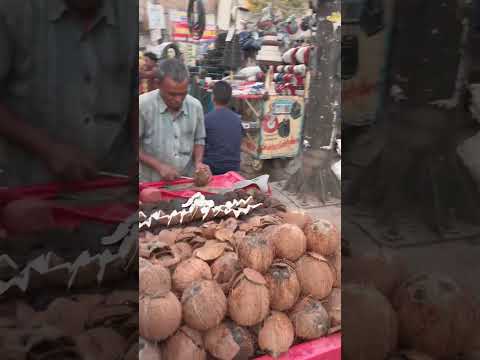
[156,163,180,181]
[44,143,97,182]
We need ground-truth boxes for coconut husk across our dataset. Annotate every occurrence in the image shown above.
[266,223,307,262]
[222,218,239,232]
[201,222,219,239]
[211,252,242,286]
[265,260,301,311]
[290,296,330,341]
[258,311,294,358]
[215,228,235,244]
[204,320,254,360]
[172,242,193,261]
[164,326,206,360]
[150,245,182,268]
[140,293,182,341]
[277,210,313,230]
[322,288,341,327]
[172,258,212,293]
[237,235,274,274]
[295,252,334,300]
[156,230,177,245]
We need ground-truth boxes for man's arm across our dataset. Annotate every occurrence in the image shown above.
[193,144,205,166]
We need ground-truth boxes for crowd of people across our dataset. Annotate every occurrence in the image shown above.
[138,57,244,183]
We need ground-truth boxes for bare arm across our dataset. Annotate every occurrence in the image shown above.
[193,144,205,166]
[139,150,179,181]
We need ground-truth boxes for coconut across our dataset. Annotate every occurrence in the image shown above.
[194,167,211,187]
[322,288,341,327]
[75,327,127,360]
[164,326,206,360]
[157,230,177,245]
[327,246,341,288]
[278,210,313,230]
[182,280,227,331]
[343,284,398,360]
[392,273,476,358]
[237,235,274,273]
[258,311,295,358]
[228,269,270,326]
[211,252,242,285]
[265,224,306,261]
[140,264,171,298]
[172,258,212,293]
[204,320,255,360]
[150,244,182,268]
[172,242,193,261]
[265,260,300,311]
[343,248,406,299]
[290,296,330,340]
[44,298,89,336]
[140,293,182,341]
[140,257,152,269]
[295,253,334,300]
[139,338,162,360]
[201,222,218,239]
[304,219,340,256]
[386,350,434,360]
[194,243,227,262]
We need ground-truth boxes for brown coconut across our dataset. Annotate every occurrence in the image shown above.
[164,326,206,360]
[172,242,193,261]
[290,296,330,340]
[322,288,341,327]
[181,280,227,331]
[139,338,162,360]
[304,219,340,256]
[157,230,177,245]
[228,269,270,326]
[296,252,334,300]
[343,248,406,299]
[258,311,295,358]
[140,293,182,341]
[172,258,212,293]
[265,224,307,261]
[194,167,211,187]
[194,243,227,262]
[237,235,274,273]
[343,284,398,360]
[140,264,171,298]
[278,210,313,230]
[204,320,255,360]
[392,273,476,358]
[75,327,127,360]
[211,252,242,284]
[140,257,153,269]
[265,260,300,311]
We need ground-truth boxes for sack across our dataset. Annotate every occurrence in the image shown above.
[457,132,480,190]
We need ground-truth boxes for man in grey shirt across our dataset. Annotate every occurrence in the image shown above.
[0,0,137,186]
[139,59,211,182]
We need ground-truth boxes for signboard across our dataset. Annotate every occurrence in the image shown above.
[342,0,395,126]
[258,96,304,159]
[169,10,217,43]
[147,3,165,29]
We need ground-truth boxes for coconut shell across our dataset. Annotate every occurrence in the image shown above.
[266,224,307,261]
[343,284,398,360]
[201,222,218,239]
[182,280,227,331]
[75,327,127,360]
[258,312,294,358]
[392,273,476,358]
[237,235,274,273]
[173,242,193,261]
[290,296,330,340]
[304,219,340,256]
[343,249,406,299]
[211,252,242,284]
[164,326,206,360]
[215,227,235,243]
[194,167,211,187]
[194,243,227,262]
[386,350,434,360]
[172,258,212,293]
[265,261,300,311]
[139,338,162,360]
[278,211,313,230]
[323,288,341,327]
[140,264,171,298]
[204,321,255,360]
[140,293,182,341]
[140,257,153,269]
[157,230,177,245]
[296,253,334,300]
[228,269,270,326]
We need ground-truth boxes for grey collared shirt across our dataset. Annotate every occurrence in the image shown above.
[139,90,206,182]
[0,0,137,186]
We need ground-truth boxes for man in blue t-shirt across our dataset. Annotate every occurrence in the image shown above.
[204,81,243,175]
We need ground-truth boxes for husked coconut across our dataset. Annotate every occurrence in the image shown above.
[343,284,398,360]
[304,219,340,256]
[139,338,162,360]
[278,210,313,230]
[164,326,206,360]
[237,235,274,273]
[290,296,330,340]
[172,258,212,293]
[296,252,334,300]
[181,280,227,331]
[392,273,476,358]
[228,269,270,326]
[140,264,171,298]
[322,288,341,327]
[265,224,307,261]
[265,260,300,311]
[211,252,242,285]
[194,167,211,187]
[258,312,295,358]
[140,293,182,341]
[204,320,255,360]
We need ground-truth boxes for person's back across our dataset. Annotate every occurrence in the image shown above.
[204,81,243,175]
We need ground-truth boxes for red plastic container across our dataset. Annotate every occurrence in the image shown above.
[255,333,341,360]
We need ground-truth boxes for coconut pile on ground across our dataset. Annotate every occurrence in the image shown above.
[342,248,480,360]
[139,192,342,359]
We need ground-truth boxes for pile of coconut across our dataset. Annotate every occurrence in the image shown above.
[139,200,341,359]
[342,248,480,360]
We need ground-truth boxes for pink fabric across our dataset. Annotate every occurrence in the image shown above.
[254,333,341,360]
